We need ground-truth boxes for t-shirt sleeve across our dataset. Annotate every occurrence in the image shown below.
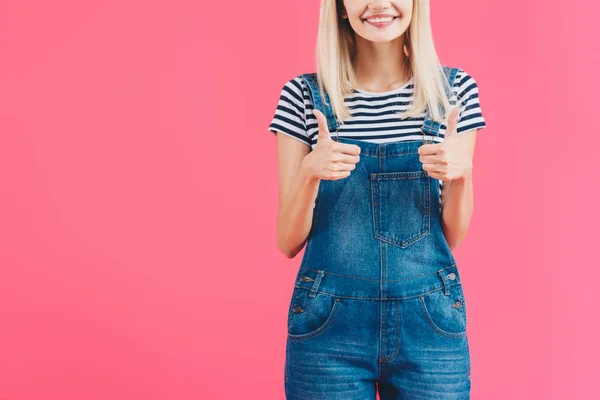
[268,76,312,148]
[454,68,487,134]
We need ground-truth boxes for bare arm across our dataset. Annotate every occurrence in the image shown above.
[275,133,320,258]
[440,129,478,250]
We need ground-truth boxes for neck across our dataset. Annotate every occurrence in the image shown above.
[352,35,411,92]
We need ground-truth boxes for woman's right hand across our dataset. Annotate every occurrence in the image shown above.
[302,109,362,181]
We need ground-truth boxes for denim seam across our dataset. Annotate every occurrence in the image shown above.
[377,240,384,379]
[298,265,458,282]
[389,299,402,361]
[293,284,461,301]
[370,171,427,180]
[381,299,402,362]
[380,297,386,360]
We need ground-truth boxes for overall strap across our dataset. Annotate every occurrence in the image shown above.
[301,68,460,143]
[299,73,340,138]
[421,66,461,141]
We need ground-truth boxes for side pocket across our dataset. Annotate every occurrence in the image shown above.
[287,289,341,341]
[418,284,467,339]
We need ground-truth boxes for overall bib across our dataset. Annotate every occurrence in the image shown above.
[284,67,471,400]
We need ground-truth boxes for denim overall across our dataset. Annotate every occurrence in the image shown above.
[284,67,471,399]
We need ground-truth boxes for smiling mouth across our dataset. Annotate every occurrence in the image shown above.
[362,16,398,23]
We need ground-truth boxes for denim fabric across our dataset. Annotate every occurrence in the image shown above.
[284,67,471,399]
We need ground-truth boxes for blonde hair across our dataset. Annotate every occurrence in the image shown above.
[315,0,455,124]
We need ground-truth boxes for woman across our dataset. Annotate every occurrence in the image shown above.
[268,1,486,398]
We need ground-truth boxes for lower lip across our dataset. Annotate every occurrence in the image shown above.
[364,17,397,28]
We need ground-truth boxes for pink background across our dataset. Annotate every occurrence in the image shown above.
[0,0,597,399]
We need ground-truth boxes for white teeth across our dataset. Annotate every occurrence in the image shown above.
[367,17,394,23]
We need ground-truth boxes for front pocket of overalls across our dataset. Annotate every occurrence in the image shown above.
[287,288,341,341]
[369,171,430,248]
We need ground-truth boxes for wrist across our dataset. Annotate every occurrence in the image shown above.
[453,173,472,186]
[299,156,320,185]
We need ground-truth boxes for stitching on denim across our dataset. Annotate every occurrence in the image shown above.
[298,265,458,282]
[380,298,386,360]
[376,298,382,380]
[377,240,384,376]
[380,151,419,157]
[284,341,290,383]
[369,170,427,180]
[292,284,461,301]
[370,178,380,244]
[370,170,431,248]
[381,299,402,362]
[377,230,430,248]
[345,149,421,157]
[424,173,430,217]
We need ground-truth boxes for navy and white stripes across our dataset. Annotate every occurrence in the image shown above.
[268,68,487,206]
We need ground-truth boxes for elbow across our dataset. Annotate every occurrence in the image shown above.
[447,234,466,251]
[280,246,297,259]
[276,235,299,259]
[275,215,308,259]
[442,221,468,251]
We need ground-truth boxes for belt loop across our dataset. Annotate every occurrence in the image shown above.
[437,270,450,296]
[309,271,325,298]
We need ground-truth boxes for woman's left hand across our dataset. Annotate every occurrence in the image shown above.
[418,107,472,182]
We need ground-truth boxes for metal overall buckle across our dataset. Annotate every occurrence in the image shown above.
[332,121,342,142]
[422,129,438,144]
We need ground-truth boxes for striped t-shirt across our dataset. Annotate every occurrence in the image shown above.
[268,68,487,207]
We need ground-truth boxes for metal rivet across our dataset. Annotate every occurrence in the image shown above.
[452,301,461,309]
[336,298,340,302]
[292,305,304,314]
[300,275,314,282]
[447,273,456,280]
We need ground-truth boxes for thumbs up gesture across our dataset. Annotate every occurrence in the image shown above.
[417,107,472,182]
[303,109,361,181]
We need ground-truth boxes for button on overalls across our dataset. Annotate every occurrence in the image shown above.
[284,67,471,400]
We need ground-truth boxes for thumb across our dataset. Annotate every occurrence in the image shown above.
[313,109,331,142]
[444,106,460,140]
